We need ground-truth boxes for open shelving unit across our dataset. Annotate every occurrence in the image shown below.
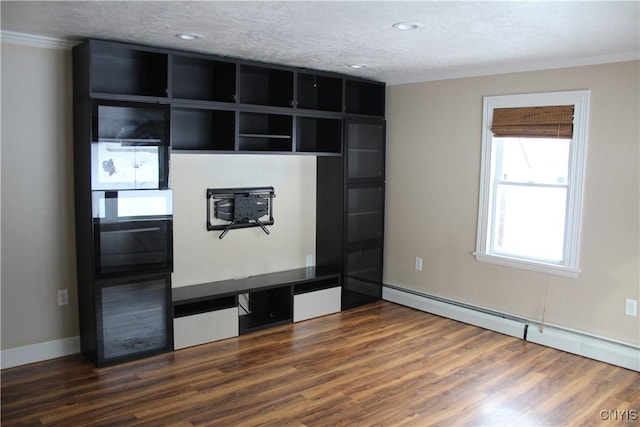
[74,37,386,366]
[172,268,342,348]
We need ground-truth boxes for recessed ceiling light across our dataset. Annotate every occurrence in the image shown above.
[348,64,367,69]
[392,22,423,30]
[176,33,201,41]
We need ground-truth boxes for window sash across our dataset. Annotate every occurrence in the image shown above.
[489,181,569,264]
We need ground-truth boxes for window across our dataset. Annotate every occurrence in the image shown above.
[475,91,590,277]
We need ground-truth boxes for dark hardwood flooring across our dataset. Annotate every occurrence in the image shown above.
[2,301,639,426]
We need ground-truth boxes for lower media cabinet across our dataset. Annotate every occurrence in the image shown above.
[172,267,341,350]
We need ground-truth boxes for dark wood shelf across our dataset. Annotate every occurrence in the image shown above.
[172,267,340,305]
[79,39,384,157]
[238,134,291,139]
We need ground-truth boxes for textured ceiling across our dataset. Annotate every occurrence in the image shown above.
[1,1,639,84]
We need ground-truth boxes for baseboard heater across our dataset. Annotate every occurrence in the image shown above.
[383,285,640,372]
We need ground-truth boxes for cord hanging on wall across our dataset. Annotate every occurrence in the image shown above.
[206,187,275,239]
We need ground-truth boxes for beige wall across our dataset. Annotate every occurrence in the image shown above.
[1,43,77,349]
[170,154,316,287]
[385,61,640,346]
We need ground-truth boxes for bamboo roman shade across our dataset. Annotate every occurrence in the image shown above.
[491,105,574,138]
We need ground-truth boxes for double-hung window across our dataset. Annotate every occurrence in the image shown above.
[475,91,590,278]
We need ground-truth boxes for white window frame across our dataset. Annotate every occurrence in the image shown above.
[475,90,590,278]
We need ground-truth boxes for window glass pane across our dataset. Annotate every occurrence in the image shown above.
[496,137,570,185]
[491,184,567,263]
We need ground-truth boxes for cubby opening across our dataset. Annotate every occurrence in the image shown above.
[91,44,167,97]
[345,80,385,116]
[239,286,292,333]
[297,73,343,112]
[172,56,236,102]
[239,65,294,108]
[296,117,342,154]
[171,108,235,151]
[239,112,292,152]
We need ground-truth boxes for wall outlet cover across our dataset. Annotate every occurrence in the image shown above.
[625,299,637,317]
[57,290,69,306]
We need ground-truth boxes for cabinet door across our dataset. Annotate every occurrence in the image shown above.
[346,244,382,283]
[344,182,384,309]
[92,100,170,190]
[173,307,239,349]
[343,276,382,309]
[346,184,384,243]
[98,274,172,364]
[346,119,385,182]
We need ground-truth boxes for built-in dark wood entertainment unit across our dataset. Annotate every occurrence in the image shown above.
[73,38,385,366]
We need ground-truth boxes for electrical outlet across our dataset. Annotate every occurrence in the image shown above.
[625,299,637,317]
[415,257,423,271]
[306,254,314,267]
[57,289,69,306]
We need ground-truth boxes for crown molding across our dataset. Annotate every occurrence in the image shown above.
[1,30,79,50]
[386,51,640,86]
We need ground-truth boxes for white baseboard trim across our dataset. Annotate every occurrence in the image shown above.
[383,285,639,372]
[383,286,526,339]
[1,336,80,370]
[526,325,640,372]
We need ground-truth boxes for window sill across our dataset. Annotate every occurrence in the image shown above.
[474,253,579,279]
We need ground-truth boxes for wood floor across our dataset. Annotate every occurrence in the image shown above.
[2,301,639,426]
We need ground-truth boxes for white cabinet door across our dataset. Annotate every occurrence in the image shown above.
[293,286,341,322]
[173,307,239,349]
